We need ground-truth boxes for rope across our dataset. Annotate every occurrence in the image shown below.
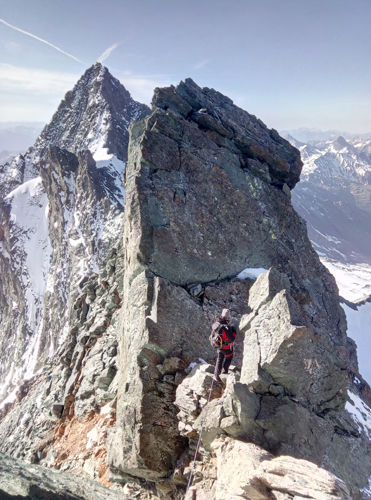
[184,369,218,498]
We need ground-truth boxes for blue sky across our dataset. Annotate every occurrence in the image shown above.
[0,0,370,132]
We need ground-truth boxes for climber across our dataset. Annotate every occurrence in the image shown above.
[211,308,237,382]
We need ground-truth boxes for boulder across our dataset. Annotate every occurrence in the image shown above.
[210,437,351,500]
[240,269,348,412]
[0,453,125,499]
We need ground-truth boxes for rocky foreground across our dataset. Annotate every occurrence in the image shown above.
[0,453,125,500]
[0,69,370,499]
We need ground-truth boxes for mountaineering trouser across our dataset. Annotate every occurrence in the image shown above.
[215,348,233,377]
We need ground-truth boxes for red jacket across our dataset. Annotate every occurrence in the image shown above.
[218,322,236,354]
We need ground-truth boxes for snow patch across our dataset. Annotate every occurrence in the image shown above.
[100,402,115,415]
[0,242,10,260]
[185,358,208,374]
[0,384,20,410]
[346,390,371,438]
[237,267,268,280]
[342,301,371,384]
[93,146,112,162]
[321,260,371,302]
[69,237,84,248]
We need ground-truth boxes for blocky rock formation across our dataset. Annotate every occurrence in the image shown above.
[185,437,351,500]
[106,79,370,496]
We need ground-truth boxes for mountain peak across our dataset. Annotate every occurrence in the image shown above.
[152,78,302,188]
[332,135,353,152]
[36,64,150,161]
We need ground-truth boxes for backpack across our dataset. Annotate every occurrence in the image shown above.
[209,321,223,349]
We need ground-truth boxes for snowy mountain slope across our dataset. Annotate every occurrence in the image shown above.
[343,300,371,383]
[290,134,371,383]
[4,177,51,331]
[0,63,150,405]
[0,176,51,402]
[292,134,371,276]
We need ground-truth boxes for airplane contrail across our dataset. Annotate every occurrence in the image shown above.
[97,43,120,63]
[0,17,82,64]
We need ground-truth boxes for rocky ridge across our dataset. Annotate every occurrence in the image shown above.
[0,242,123,483]
[107,79,370,496]
[0,73,370,499]
[0,63,150,404]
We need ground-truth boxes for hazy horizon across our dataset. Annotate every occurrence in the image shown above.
[0,117,369,139]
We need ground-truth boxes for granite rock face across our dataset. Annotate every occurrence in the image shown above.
[0,453,125,500]
[184,437,351,500]
[240,268,348,411]
[175,360,371,497]
[123,82,305,286]
[238,268,371,496]
[105,78,371,497]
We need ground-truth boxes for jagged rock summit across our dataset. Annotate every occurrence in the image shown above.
[0,63,150,405]
[0,74,370,499]
[153,78,303,189]
[36,62,149,161]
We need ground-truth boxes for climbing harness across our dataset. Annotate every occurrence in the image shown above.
[184,370,218,498]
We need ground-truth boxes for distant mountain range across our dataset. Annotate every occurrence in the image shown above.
[0,122,44,163]
[289,134,371,299]
[282,127,371,144]
[288,133,371,383]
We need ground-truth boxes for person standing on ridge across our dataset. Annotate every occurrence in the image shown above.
[211,308,237,382]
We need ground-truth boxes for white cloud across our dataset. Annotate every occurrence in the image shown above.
[0,64,79,95]
[97,43,120,63]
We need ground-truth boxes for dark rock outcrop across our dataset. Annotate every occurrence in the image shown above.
[104,79,370,496]
[0,453,125,499]
[153,79,302,189]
